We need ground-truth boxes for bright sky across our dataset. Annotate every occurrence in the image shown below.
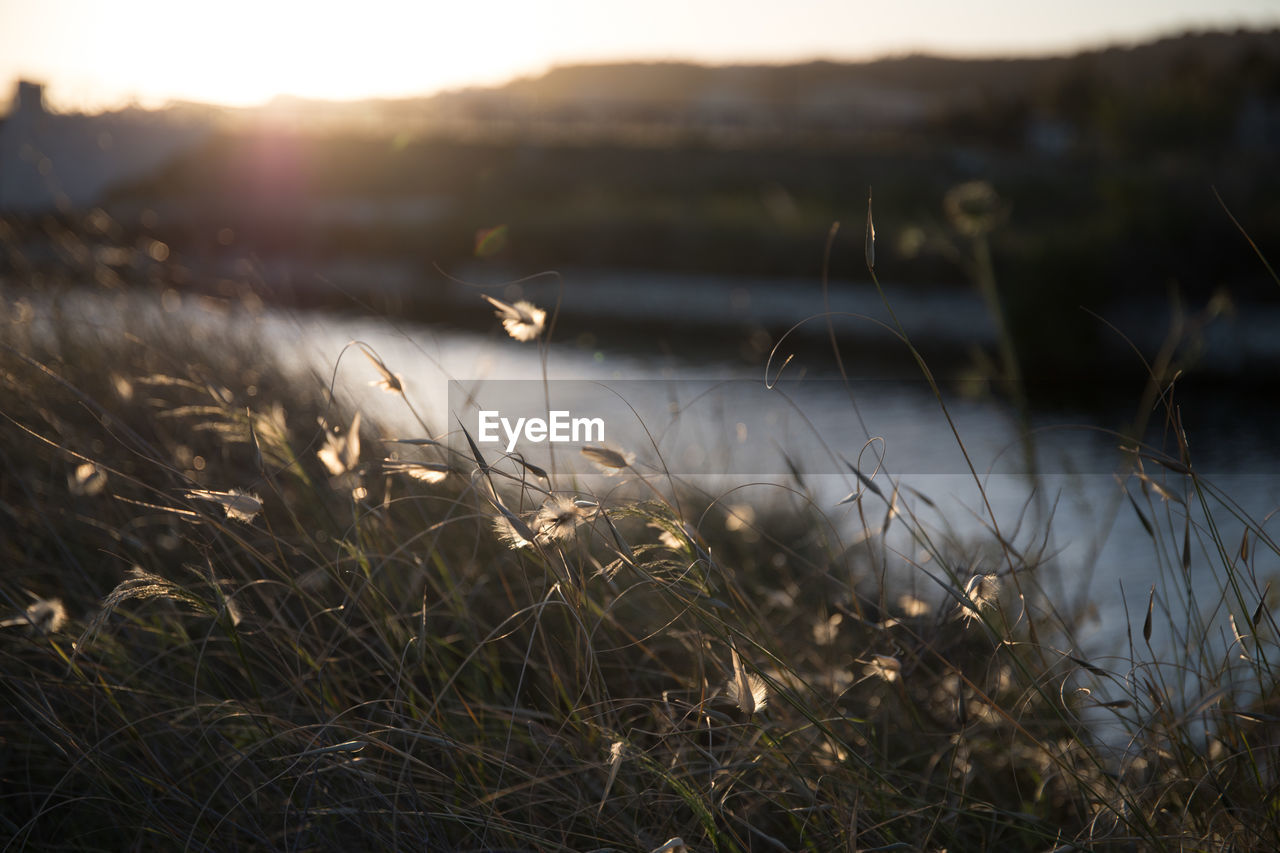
[2,0,1278,112]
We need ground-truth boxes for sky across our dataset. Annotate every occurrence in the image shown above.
[1,0,1279,112]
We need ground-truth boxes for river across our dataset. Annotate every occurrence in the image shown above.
[23,277,1280,664]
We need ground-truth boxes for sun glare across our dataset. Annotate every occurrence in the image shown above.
[25,0,554,110]
[4,0,1280,111]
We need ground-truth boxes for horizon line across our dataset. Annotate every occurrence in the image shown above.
[5,23,1275,117]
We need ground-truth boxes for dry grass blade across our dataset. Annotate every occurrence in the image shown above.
[882,484,899,535]
[357,343,403,393]
[1143,585,1155,644]
[1137,450,1192,475]
[1182,516,1192,572]
[1182,685,1230,720]
[903,483,937,509]
[1119,477,1154,540]
[491,500,537,549]
[581,445,632,472]
[1136,471,1184,505]
[731,639,754,717]
[728,638,767,718]
[510,453,549,481]
[381,460,449,484]
[186,488,262,522]
[1214,184,1280,288]
[865,188,876,271]
[456,417,490,473]
[1069,655,1108,677]
[1253,582,1270,628]
[1230,612,1251,661]
[598,507,636,565]
[598,739,624,817]
[844,458,884,499]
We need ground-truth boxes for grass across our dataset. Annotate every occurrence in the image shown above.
[1,213,1279,852]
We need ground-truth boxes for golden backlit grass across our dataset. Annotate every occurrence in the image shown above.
[1,279,1278,852]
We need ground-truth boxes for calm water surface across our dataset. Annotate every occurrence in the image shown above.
[267,301,1280,660]
[36,281,1280,663]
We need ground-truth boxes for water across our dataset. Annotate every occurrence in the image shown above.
[266,297,1280,657]
[23,280,1280,661]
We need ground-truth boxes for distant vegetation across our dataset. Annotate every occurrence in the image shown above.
[2,29,1278,379]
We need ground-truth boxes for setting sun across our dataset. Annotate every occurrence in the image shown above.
[1,0,555,109]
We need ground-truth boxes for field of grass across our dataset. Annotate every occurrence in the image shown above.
[2,220,1279,852]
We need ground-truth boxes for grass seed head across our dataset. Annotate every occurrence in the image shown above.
[359,345,403,393]
[318,412,362,476]
[582,445,634,474]
[186,488,263,522]
[727,643,768,716]
[483,294,546,342]
[959,572,1000,623]
[533,496,590,543]
[863,654,902,683]
[69,462,107,496]
[16,598,68,636]
[492,513,535,549]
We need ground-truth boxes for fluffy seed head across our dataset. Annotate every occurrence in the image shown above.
[492,514,534,549]
[959,573,1000,623]
[69,462,107,496]
[25,598,68,635]
[725,670,769,716]
[483,294,546,342]
[728,642,767,716]
[318,412,362,476]
[863,654,902,683]
[533,496,590,543]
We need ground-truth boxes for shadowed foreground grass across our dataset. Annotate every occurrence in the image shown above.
[1,290,1278,852]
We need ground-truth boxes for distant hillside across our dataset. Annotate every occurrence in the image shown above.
[181,28,1280,134]
[427,29,1280,125]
